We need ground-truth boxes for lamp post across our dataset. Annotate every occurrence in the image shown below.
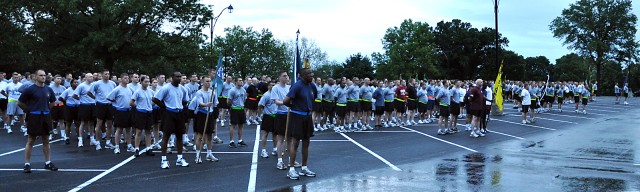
[209,4,234,49]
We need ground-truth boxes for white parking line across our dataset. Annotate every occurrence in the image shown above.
[583,108,618,113]
[538,113,595,120]
[339,133,402,171]
[488,130,524,140]
[0,138,64,157]
[69,155,136,192]
[356,131,413,133]
[491,119,556,130]
[0,168,108,172]
[247,126,260,192]
[399,126,478,152]
[266,139,349,142]
[151,151,253,154]
[509,115,578,124]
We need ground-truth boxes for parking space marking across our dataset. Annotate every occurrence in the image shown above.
[0,138,64,157]
[491,119,556,130]
[69,155,136,192]
[399,126,478,152]
[339,133,402,171]
[0,168,108,172]
[488,130,525,140]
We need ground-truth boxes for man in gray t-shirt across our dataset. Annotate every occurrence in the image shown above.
[227,77,247,148]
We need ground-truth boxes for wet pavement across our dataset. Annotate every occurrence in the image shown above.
[1,96,639,191]
[275,100,640,192]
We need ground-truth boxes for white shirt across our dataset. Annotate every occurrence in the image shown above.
[520,89,531,105]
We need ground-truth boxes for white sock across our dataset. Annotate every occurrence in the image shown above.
[261,149,266,153]
[45,161,51,165]
[302,166,308,170]
[278,158,283,163]
[78,136,82,141]
[161,156,167,161]
[177,154,183,160]
[25,163,30,166]
[115,145,119,148]
[182,134,188,142]
[106,140,111,145]
[207,149,212,156]
[289,167,295,171]
[195,150,200,158]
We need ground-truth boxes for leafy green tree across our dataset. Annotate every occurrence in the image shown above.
[335,53,374,79]
[550,0,638,86]
[434,20,508,80]
[523,56,553,81]
[314,60,342,79]
[554,53,589,81]
[214,26,289,79]
[287,37,329,70]
[379,19,438,79]
[499,50,525,81]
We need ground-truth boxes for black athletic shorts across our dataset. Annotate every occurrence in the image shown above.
[469,109,482,117]
[217,97,229,109]
[78,104,95,122]
[134,110,153,130]
[194,111,215,134]
[64,105,79,123]
[153,107,162,124]
[185,107,194,120]
[531,100,539,109]
[230,108,246,125]
[450,102,461,116]
[322,101,334,114]
[261,114,275,133]
[582,98,588,105]
[313,100,323,113]
[113,109,132,128]
[624,93,629,98]
[426,100,436,110]
[0,99,7,112]
[522,105,530,113]
[439,104,450,117]
[274,114,288,136]
[418,102,427,113]
[360,101,372,112]
[394,100,406,112]
[95,103,114,120]
[384,101,394,112]
[515,95,522,102]
[574,96,580,103]
[51,106,64,120]
[245,98,258,110]
[544,96,555,104]
[162,110,186,135]
[26,113,52,136]
[347,101,359,112]
[374,106,385,116]
[407,99,418,110]
[335,104,347,118]
[557,97,564,104]
[287,113,314,140]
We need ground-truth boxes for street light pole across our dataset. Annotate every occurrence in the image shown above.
[210,4,234,52]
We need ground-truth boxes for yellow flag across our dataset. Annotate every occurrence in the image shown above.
[303,58,311,68]
[493,62,503,111]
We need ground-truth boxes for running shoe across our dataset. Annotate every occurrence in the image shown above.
[44,163,58,171]
[277,161,287,170]
[161,160,169,169]
[238,141,248,147]
[176,158,189,167]
[195,157,202,164]
[24,164,31,173]
[287,169,300,180]
[299,168,316,177]
[229,141,237,148]
[206,154,219,162]
[261,150,269,158]
[213,137,224,144]
[114,147,121,154]
[95,143,102,151]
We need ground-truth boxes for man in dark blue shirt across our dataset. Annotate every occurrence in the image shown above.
[18,69,58,173]
[372,81,385,128]
[283,68,317,180]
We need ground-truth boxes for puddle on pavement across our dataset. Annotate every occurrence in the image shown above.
[559,176,626,192]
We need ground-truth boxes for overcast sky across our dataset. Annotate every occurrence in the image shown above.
[201,0,640,64]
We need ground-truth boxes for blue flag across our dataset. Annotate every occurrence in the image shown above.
[214,53,224,97]
[293,42,302,83]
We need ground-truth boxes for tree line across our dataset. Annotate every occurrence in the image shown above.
[1,0,638,95]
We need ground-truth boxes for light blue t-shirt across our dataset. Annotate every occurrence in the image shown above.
[336,86,348,104]
[451,87,462,103]
[131,88,154,112]
[90,80,116,104]
[60,87,79,106]
[107,85,133,110]
[49,84,66,105]
[360,85,373,100]
[271,84,290,114]
[322,84,335,101]
[259,91,277,115]
[191,89,217,113]
[228,86,246,108]
[347,84,360,101]
[154,84,188,110]
[74,82,95,104]
[436,88,451,105]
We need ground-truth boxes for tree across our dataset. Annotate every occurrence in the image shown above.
[1,0,214,76]
[214,26,290,78]
[335,53,374,79]
[314,60,342,79]
[379,19,438,79]
[554,53,589,81]
[434,19,508,80]
[287,37,329,70]
[523,56,553,81]
[550,0,638,86]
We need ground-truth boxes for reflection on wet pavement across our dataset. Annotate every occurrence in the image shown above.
[273,108,640,192]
